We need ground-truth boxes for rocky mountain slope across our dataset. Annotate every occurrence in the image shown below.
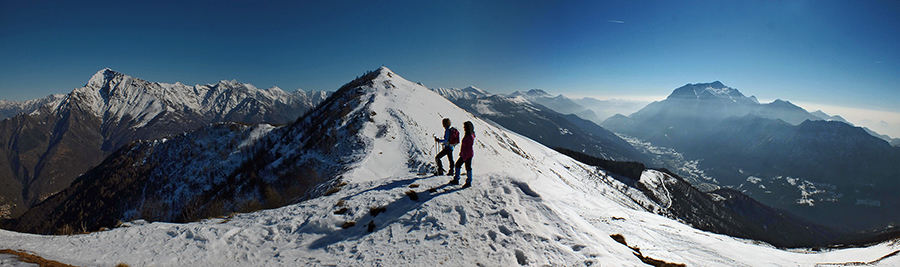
[0,69,328,218]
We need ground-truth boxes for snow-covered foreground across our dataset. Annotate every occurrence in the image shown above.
[2,172,898,266]
[1,67,897,266]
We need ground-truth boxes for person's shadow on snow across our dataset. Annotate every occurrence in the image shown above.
[307,179,465,250]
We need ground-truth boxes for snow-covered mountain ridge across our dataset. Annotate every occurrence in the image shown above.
[0,94,66,120]
[2,67,898,266]
[430,86,490,100]
[0,69,328,219]
[74,68,327,128]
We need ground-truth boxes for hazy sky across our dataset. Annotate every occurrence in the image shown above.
[2,1,898,129]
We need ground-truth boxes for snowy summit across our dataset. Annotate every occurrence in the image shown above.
[1,67,898,266]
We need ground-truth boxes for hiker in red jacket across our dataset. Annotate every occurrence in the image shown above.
[451,121,476,188]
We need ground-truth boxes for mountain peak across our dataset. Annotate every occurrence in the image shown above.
[376,66,394,77]
[462,86,489,95]
[765,99,804,110]
[509,89,552,98]
[430,86,489,100]
[526,89,551,97]
[87,68,122,88]
[666,81,747,101]
[350,66,398,86]
[749,95,759,104]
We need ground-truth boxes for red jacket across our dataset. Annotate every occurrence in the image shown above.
[458,132,475,160]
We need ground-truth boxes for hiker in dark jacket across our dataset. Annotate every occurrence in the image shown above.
[451,121,476,188]
[434,118,457,176]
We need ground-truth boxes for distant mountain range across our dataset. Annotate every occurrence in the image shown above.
[808,110,900,146]
[0,69,328,218]
[601,81,900,231]
[430,87,648,163]
[0,94,67,121]
[506,88,649,126]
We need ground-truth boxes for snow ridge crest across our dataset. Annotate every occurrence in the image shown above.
[86,68,118,89]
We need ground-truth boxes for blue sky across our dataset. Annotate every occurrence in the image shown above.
[2,0,899,127]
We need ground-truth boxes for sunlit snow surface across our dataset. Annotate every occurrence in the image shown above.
[1,67,897,266]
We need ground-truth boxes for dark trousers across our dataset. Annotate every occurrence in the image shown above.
[454,157,472,172]
[436,147,454,170]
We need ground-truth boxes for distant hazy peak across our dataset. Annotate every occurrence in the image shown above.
[767,99,796,106]
[508,89,551,98]
[708,81,725,88]
[810,110,830,117]
[748,95,759,104]
[462,86,488,95]
[811,110,850,124]
[527,89,552,97]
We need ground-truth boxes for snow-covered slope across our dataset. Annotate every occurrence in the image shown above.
[1,68,898,266]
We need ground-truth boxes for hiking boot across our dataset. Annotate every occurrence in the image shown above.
[462,172,472,188]
[450,167,461,184]
[435,168,444,176]
[446,169,454,176]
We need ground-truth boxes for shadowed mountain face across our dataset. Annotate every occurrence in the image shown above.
[432,88,648,163]
[0,69,328,218]
[603,82,900,231]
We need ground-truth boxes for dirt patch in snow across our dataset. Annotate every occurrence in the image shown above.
[609,234,686,267]
[0,249,79,267]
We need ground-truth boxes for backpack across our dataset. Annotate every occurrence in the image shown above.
[448,127,460,145]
